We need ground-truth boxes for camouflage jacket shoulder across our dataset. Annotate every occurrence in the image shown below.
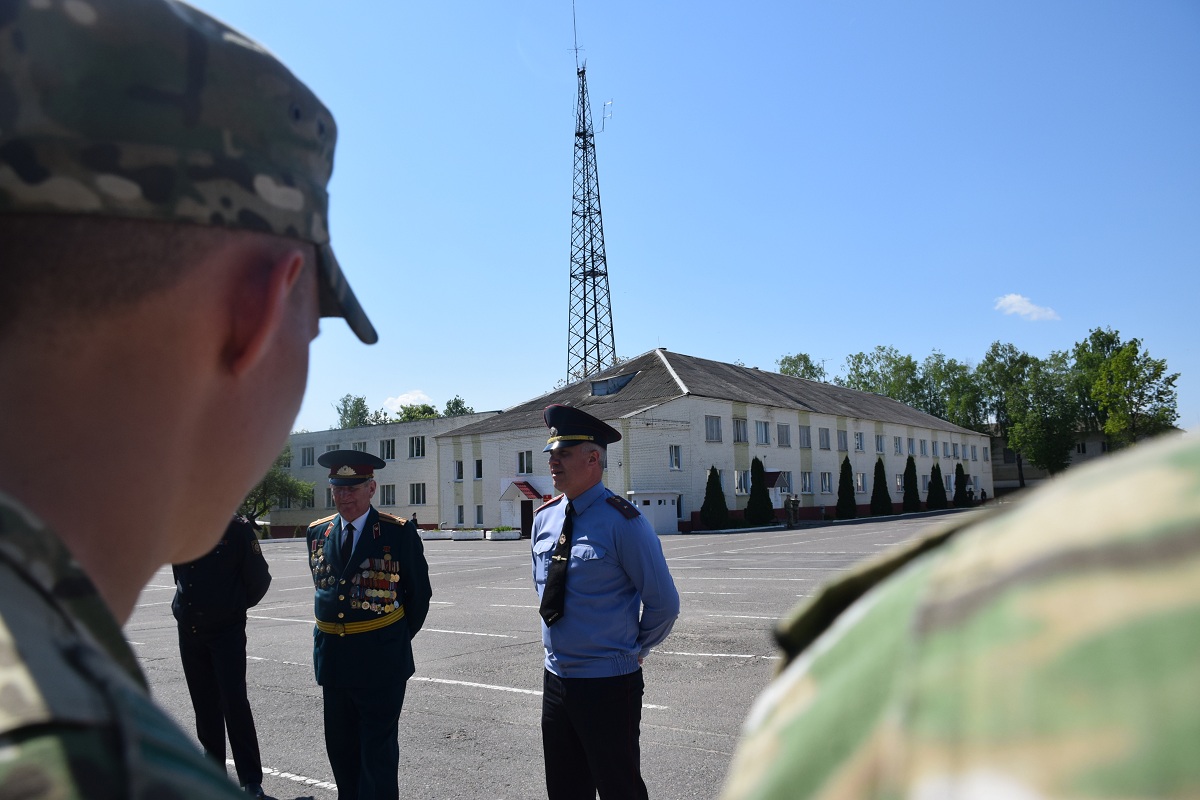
[0,493,245,797]
[722,434,1200,799]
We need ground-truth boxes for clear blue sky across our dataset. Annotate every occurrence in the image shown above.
[190,0,1200,434]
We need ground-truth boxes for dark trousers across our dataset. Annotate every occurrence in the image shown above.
[542,668,649,800]
[177,621,263,786]
[322,681,406,800]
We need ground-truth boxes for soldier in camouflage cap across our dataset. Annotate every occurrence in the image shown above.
[721,432,1200,799]
[0,1,376,796]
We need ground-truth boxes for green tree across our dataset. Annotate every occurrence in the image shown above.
[927,462,948,510]
[334,394,372,429]
[919,351,987,431]
[393,403,440,422]
[745,457,775,525]
[777,352,827,382]
[869,458,893,516]
[978,342,1034,487]
[443,395,474,416]
[1007,352,1079,474]
[239,445,314,524]
[953,462,969,507]
[902,455,921,512]
[1092,340,1179,446]
[700,466,730,530]
[835,346,924,409]
[1071,327,1125,434]
[836,456,857,520]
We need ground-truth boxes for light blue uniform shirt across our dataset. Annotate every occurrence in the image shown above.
[532,481,681,678]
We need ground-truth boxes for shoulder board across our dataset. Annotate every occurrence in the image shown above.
[607,495,641,519]
[377,511,408,525]
[308,514,337,528]
[535,495,565,515]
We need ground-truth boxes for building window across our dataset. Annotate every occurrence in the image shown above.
[301,446,315,467]
[705,415,722,442]
[945,475,953,491]
[983,447,990,461]
[456,505,464,525]
[409,483,426,505]
[326,444,339,452]
[801,471,813,494]
[303,489,315,509]
[325,488,334,508]
[895,474,904,492]
[894,436,903,455]
[854,432,865,451]
[855,472,865,493]
[518,450,534,475]
[475,505,484,525]
[922,475,930,492]
[819,428,831,450]
[971,445,978,461]
[908,438,915,455]
[409,436,425,459]
[779,471,793,493]
[943,441,951,458]
[454,460,464,481]
[875,434,885,454]
[280,451,292,469]
[380,484,396,506]
[932,441,939,458]
[352,441,367,452]
[475,459,483,479]
[277,495,291,509]
[953,443,960,459]
[755,420,770,445]
[733,418,748,443]
[735,470,751,495]
[820,471,833,493]
[920,439,928,457]
[837,430,848,451]
[1076,442,1087,454]
[380,439,395,460]
[777,424,791,447]
[798,425,812,448]
[668,445,682,471]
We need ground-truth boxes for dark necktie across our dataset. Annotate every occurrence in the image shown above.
[539,502,574,626]
[340,522,354,564]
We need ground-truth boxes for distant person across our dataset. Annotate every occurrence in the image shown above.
[980,487,988,503]
[0,0,374,796]
[720,432,1200,799]
[308,450,432,800]
[173,516,273,798]
[532,404,681,799]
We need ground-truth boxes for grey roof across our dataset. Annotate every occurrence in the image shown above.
[439,349,984,439]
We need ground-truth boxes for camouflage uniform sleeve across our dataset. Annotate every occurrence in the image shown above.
[722,434,1200,799]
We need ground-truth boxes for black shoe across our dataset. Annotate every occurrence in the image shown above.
[241,784,265,798]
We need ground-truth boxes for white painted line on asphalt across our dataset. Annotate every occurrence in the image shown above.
[424,628,516,638]
[233,761,336,792]
[411,676,668,710]
[679,591,744,595]
[675,576,808,582]
[729,567,844,570]
[248,615,311,624]
[134,600,173,607]
[490,604,540,609]
[430,601,455,605]
[428,566,504,576]
[653,649,757,659]
[475,585,528,591]
[706,614,781,620]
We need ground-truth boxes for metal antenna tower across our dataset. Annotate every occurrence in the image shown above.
[566,58,616,382]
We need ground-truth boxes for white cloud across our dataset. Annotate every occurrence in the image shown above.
[993,293,1060,321]
[383,390,433,412]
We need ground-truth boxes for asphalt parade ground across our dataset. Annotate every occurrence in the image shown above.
[127,511,972,800]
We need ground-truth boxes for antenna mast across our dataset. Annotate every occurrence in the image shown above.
[566,3,616,382]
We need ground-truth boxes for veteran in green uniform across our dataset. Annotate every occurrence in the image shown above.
[0,0,375,796]
[721,432,1200,800]
[308,450,433,800]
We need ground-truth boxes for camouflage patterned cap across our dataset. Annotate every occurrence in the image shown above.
[0,0,376,344]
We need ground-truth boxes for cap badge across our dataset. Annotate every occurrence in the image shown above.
[336,465,356,476]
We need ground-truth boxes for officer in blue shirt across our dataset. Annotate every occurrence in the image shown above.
[307,449,432,800]
[532,404,681,800]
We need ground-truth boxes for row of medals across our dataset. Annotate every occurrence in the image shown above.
[308,544,401,615]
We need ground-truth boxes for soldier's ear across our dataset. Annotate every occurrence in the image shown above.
[225,247,307,378]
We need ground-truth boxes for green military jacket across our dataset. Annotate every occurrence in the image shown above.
[722,434,1200,799]
[0,493,245,798]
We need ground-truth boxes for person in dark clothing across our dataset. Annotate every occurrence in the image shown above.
[173,516,273,798]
